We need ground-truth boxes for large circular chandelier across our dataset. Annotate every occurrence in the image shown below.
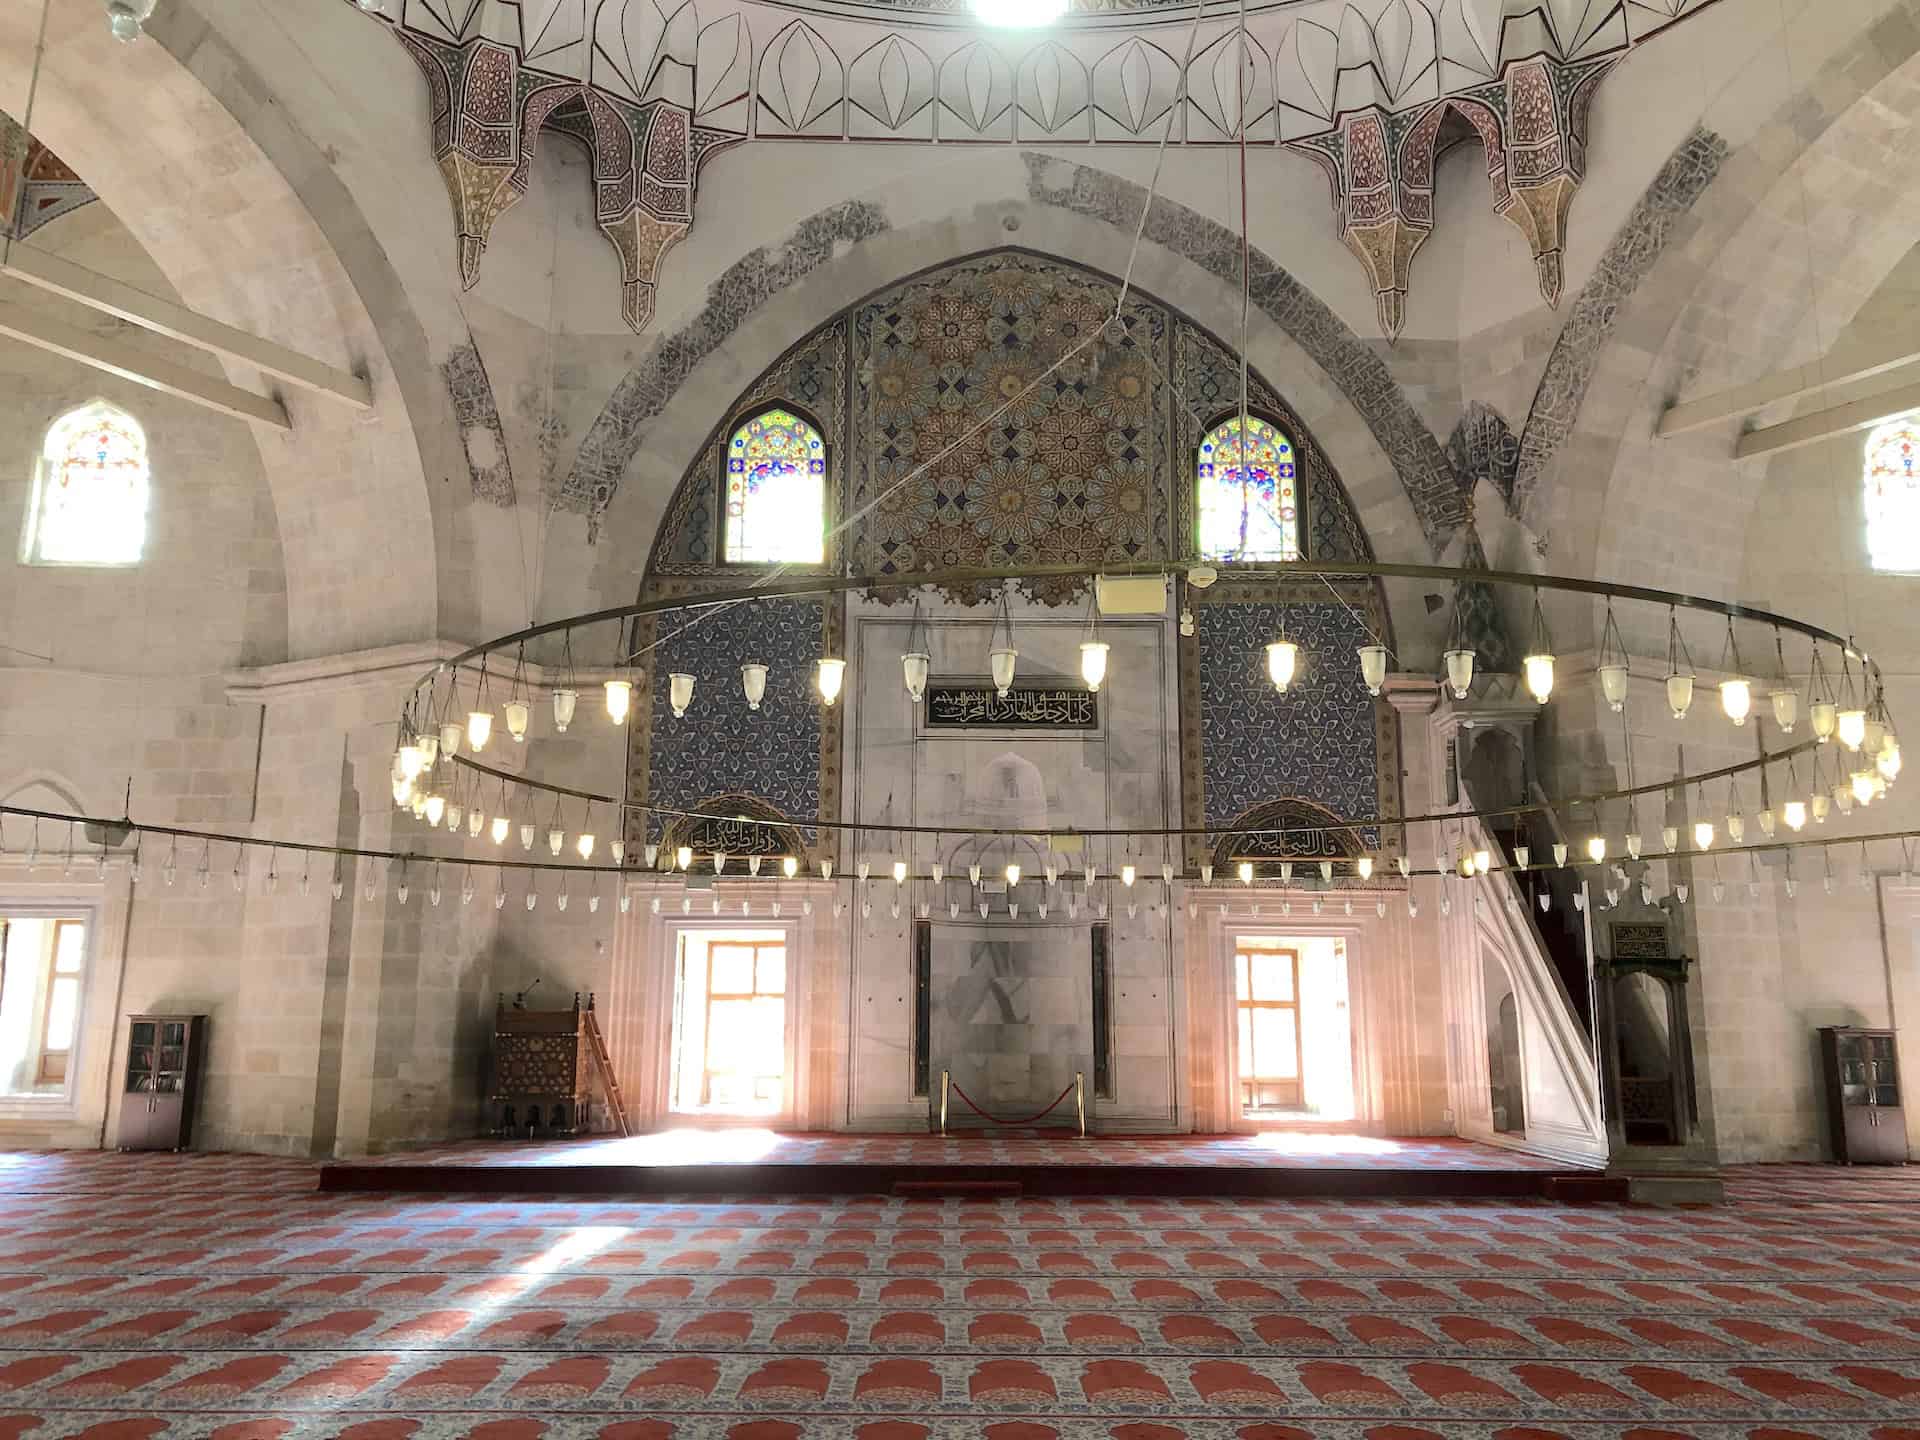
[345,554,1909,918]
[4,551,1908,918]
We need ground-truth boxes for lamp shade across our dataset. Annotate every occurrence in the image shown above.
[1727,813,1745,843]
[783,855,798,878]
[1514,846,1530,868]
[1473,848,1491,874]
[1783,800,1807,831]
[424,794,445,826]
[1121,864,1136,887]
[1357,856,1374,880]
[1599,663,1629,712]
[468,809,485,838]
[1662,825,1679,853]
[816,657,846,706]
[548,827,565,857]
[1444,648,1474,700]
[439,721,463,759]
[604,679,633,724]
[1554,843,1568,866]
[1237,861,1254,885]
[1719,678,1752,727]
[490,815,509,845]
[1771,689,1798,732]
[466,709,494,751]
[519,822,535,851]
[1586,836,1606,864]
[1667,673,1695,719]
[552,687,577,732]
[1852,769,1877,805]
[505,699,530,742]
[677,845,693,870]
[1811,792,1830,823]
[1005,863,1021,886]
[1357,645,1388,696]
[1626,832,1642,859]
[1267,640,1298,692]
[1693,820,1714,851]
[1523,653,1555,704]
[1866,716,1888,753]
[398,743,425,781]
[892,860,907,884]
[1080,640,1110,692]
[577,833,595,859]
[902,652,930,702]
[612,840,625,863]
[668,672,696,718]
[990,646,1018,698]
[1758,810,1776,838]
[1838,707,1868,750]
[1811,700,1838,741]
[741,663,768,711]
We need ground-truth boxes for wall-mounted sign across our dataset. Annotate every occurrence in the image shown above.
[925,684,1097,731]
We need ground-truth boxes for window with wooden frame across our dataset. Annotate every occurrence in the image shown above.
[1235,941,1303,1112]
[0,913,88,1096]
[700,938,786,1109]
[36,921,85,1086]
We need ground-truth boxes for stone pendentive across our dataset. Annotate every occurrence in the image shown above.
[391,26,738,333]
[1288,56,1615,342]
[364,0,1715,339]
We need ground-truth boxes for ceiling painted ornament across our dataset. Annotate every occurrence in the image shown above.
[353,0,1715,338]
[0,115,98,241]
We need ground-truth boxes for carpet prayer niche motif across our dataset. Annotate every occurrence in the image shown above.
[0,1152,1916,1438]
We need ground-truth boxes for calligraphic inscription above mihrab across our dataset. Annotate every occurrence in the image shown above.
[925,684,1098,731]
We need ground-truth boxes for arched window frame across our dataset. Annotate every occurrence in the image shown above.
[1863,415,1920,573]
[721,404,829,567]
[1195,411,1304,564]
[21,399,150,568]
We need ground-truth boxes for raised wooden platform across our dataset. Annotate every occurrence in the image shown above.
[320,1131,1622,1202]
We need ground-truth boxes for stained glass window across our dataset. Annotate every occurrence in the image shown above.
[724,407,825,565]
[1865,417,1920,572]
[1197,415,1300,563]
[22,401,149,566]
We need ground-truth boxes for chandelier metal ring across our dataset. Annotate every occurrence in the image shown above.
[397,560,1889,862]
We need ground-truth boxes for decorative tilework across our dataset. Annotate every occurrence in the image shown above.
[627,597,827,849]
[1192,600,1395,852]
[849,251,1171,600]
[1024,154,1466,553]
[1514,126,1730,524]
[567,202,888,533]
[648,323,846,574]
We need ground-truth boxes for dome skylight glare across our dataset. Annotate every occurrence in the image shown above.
[972,0,1068,27]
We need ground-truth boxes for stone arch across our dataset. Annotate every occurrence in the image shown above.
[632,246,1380,600]
[563,150,1445,647]
[0,0,465,657]
[1513,16,1920,632]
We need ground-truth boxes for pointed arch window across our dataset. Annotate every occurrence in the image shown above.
[724,407,826,565]
[22,401,150,566]
[1197,414,1300,563]
[1865,416,1920,572]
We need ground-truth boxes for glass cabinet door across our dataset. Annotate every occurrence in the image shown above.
[127,1020,157,1093]
[155,1021,187,1095]
[1837,1034,1873,1105]
[1864,1034,1900,1106]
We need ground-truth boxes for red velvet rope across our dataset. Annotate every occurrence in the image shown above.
[947,1078,1078,1127]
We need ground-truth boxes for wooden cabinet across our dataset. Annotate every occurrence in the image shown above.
[117,1014,207,1151]
[1819,1026,1907,1165]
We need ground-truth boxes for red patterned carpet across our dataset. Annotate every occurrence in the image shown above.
[0,1150,1915,1439]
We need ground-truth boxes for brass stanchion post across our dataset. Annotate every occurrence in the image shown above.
[1075,1070,1086,1139]
[939,1069,950,1137]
